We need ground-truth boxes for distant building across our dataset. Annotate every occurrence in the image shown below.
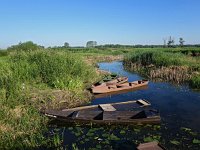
[86,41,97,48]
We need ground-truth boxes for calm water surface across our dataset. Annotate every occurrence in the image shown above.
[50,61,200,150]
[93,62,200,131]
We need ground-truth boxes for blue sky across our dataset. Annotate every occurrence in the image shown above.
[0,0,200,48]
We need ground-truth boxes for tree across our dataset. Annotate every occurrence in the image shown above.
[7,41,44,51]
[167,36,175,47]
[64,42,69,48]
[86,41,97,48]
[179,38,185,47]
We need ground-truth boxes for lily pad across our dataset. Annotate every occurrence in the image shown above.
[68,127,73,130]
[181,127,192,132]
[109,134,120,141]
[170,140,180,145]
[86,132,94,137]
[120,130,126,134]
[96,145,102,149]
[143,137,154,142]
[193,139,200,144]
[153,135,161,140]
[102,133,109,137]
[75,132,81,137]
[85,138,90,142]
[134,128,140,132]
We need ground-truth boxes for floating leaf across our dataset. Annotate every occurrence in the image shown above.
[85,138,90,142]
[145,124,152,128]
[181,127,192,132]
[153,125,161,130]
[109,134,120,141]
[170,140,180,145]
[86,132,94,137]
[193,139,200,144]
[68,127,73,130]
[143,137,154,142]
[80,140,84,144]
[189,131,197,136]
[120,130,126,134]
[134,128,140,132]
[104,140,110,144]
[96,145,101,149]
[75,132,81,137]
[153,135,161,140]
[89,128,98,132]
[102,133,109,137]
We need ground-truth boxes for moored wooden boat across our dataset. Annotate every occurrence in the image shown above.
[44,100,160,125]
[92,79,149,94]
[137,141,166,150]
[92,76,128,88]
[94,85,148,99]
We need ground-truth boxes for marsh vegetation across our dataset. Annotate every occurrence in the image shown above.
[0,42,200,149]
[124,48,200,89]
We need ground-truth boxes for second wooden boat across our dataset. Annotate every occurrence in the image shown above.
[92,79,149,94]
[92,76,128,88]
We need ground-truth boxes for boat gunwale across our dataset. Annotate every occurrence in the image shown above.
[60,99,150,112]
[92,80,149,94]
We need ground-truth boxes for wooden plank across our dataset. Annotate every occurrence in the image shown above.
[99,104,116,111]
[62,99,150,112]
[74,111,103,120]
[137,100,150,106]
[103,111,141,120]
[45,110,74,118]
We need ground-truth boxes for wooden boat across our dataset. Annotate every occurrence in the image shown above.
[95,85,148,99]
[92,79,149,94]
[44,100,161,125]
[137,141,166,150]
[92,76,128,88]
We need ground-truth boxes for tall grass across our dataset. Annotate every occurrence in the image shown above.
[124,49,200,88]
[124,50,198,67]
[0,49,98,149]
[190,75,200,89]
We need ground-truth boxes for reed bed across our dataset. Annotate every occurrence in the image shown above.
[124,50,200,88]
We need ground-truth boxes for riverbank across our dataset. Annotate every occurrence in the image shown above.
[123,49,200,89]
[0,45,125,149]
[0,49,100,149]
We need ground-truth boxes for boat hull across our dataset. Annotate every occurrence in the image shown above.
[44,100,160,125]
[92,80,149,94]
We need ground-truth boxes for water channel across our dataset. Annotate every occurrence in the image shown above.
[50,61,200,150]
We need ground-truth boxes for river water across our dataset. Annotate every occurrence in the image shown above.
[50,61,200,150]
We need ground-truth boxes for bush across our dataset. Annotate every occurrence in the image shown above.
[7,41,44,52]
